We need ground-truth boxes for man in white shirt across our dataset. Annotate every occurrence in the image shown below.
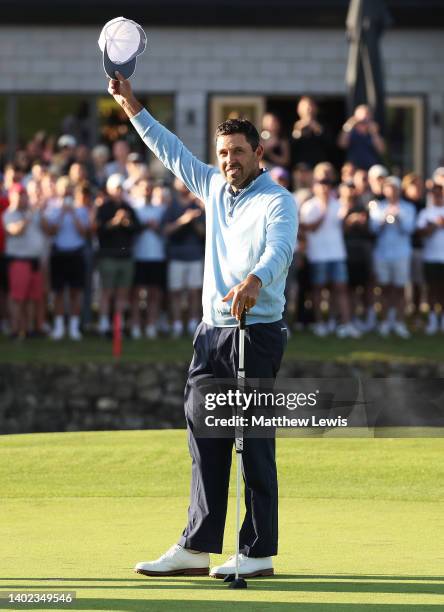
[417,180,444,334]
[299,167,359,338]
[130,178,167,339]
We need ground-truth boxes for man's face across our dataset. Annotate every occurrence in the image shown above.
[216,133,263,189]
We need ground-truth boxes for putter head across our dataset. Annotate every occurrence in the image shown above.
[228,577,248,589]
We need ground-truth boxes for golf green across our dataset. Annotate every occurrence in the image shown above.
[1,431,443,611]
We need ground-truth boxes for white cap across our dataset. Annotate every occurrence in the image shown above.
[384,175,402,190]
[98,17,147,79]
[58,134,77,149]
[432,167,444,182]
[368,164,389,179]
[106,173,126,191]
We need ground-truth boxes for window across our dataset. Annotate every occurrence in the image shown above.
[385,96,425,176]
[209,96,265,164]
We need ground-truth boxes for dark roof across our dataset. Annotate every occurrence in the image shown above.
[2,0,444,28]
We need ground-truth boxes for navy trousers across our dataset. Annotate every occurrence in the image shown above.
[178,320,287,557]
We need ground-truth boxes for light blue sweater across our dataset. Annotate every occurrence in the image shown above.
[369,199,416,261]
[131,109,297,327]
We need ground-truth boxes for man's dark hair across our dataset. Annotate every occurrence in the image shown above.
[215,119,260,151]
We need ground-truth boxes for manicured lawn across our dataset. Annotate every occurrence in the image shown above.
[1,431,443,611]
[1,331,443,364]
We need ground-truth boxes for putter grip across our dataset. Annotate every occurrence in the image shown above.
[239,310,246,330]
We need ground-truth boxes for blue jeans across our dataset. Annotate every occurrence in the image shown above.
[310,260,348,285]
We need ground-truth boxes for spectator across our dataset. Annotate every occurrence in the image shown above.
[341,162,355,184]
[163,177,205,337]
[91,144,110,189]
[338,105,386,170]
[94,173,140,335]
[124,152,150,192]
[403,172,426,324]
[270,166,290,190]
[105,140,130,179]
[369,176,416,338]
[299,165,359,338]
[368,164,388,201]
[291,96,329,168]
[130,179,168,339]
[260,113,290,169]
[3,184,46,338]
[339,180,374,331]
[68,162,88,187]
[52,134,77,176]
[291,162,313,191]
[43,176,90,340]
[0,174,9,333]
[417,181,444,335]
[353,168,373,206]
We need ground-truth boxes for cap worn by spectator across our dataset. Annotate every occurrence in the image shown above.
[58,134,77,149]
[368,164,388,180]
[384,176,402,190]
[432,167,444,182]
[106,173,126,191]
[270,166,290,182]
[128,152,142,164]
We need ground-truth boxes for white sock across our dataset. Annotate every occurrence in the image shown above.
[54,315,64,331]
[366,307,376,325]
[70,315,80,332]
[387,307,397,325]
[428,311,438,326]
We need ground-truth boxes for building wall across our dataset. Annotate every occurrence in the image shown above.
[0,26,443,172]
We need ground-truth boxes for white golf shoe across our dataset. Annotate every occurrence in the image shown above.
[134,544,209,577]
[210,554,274,579]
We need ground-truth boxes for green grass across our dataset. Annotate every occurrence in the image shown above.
[1,331,444,364]
[1,431,443,611]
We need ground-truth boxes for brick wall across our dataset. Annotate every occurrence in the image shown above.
[0,26,443,171]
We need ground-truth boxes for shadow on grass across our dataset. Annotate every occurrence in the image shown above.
[2,599,443,612]
[1,575,443,610]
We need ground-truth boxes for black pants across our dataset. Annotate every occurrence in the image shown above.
[178,320,287,557]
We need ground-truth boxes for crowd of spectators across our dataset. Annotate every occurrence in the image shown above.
[1,97,444,341]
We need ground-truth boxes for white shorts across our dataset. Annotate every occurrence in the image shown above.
[168,259,203,291]
[374,257,411,287]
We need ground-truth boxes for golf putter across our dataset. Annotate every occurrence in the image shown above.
[225,309,248,589]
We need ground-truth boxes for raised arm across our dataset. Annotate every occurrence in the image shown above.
[108,73,215,203]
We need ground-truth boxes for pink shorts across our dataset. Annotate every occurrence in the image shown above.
[8,260,44,302]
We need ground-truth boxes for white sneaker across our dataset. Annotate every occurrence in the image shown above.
[392,321,411,339]
[135,544,209,577]
[313,322,328,337]
[69,317,82,341]
[378,320,391,337]
[145,324,158,339]
[51,325,65,341]
[69,327,82,341]
[131,325,142,340]
[210,553,273,579]
[336,323,361,339]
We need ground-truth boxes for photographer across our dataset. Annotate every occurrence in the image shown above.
[338,105,386,171]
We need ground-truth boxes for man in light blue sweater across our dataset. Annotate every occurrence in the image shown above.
[108,73,297,579]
